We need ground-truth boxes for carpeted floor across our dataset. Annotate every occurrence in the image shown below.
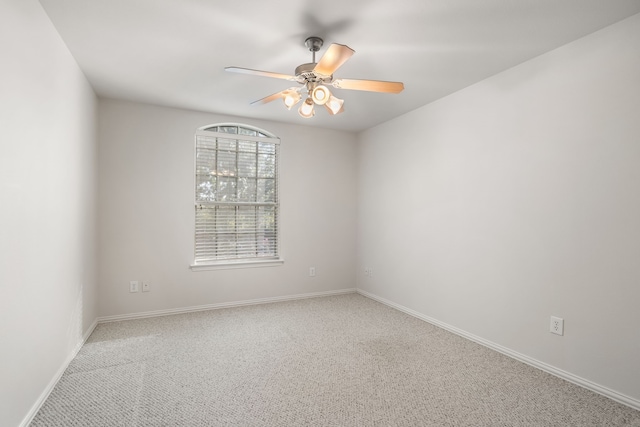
[31,293,640,426]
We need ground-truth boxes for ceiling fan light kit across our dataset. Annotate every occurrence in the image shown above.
[226,36,404,119]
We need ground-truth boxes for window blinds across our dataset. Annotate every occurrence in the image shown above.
[194,127,279,264]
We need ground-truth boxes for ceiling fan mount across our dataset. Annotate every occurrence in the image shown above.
[225,36,404,118]
[304,36,324,53]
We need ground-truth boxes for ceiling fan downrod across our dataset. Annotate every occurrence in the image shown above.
[304,36,323,64]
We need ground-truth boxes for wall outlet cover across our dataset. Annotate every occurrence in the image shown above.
[550,316,564,336]
[129,280,139,293]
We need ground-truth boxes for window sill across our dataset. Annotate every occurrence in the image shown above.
[190,258,284,272]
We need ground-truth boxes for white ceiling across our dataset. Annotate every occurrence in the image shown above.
[39,0,640,132]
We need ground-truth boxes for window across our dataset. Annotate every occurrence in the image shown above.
[192,124,281,269]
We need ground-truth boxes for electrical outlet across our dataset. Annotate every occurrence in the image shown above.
[550,316,564,336]
[364,267,371,277]
[142,281,150,292]
[129,281,139,293]
[309,267,316,277]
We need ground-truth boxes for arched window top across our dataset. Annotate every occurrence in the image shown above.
[198,123,275,138]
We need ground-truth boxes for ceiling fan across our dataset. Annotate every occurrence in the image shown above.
[225,37,404,118]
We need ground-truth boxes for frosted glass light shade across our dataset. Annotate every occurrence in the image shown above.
[324,95,344,115]
[283,91,301,110]
[311,85,331,105]
[298,98,315,118]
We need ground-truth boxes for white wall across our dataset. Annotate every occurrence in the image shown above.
[0,1,98,426]
[357,14,640,402]
[97,99,357,317]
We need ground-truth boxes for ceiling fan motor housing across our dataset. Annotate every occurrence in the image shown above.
[294,63,332,85]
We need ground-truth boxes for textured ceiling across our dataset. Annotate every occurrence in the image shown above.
[39,0,640,132]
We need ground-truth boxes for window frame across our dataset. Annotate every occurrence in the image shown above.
[190,123,283,271]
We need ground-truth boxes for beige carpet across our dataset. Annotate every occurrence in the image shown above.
[31,293,640,426]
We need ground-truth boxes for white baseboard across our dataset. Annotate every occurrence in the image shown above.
[97,288,357,323]
[356,289,640,412]
[20,318,99,427]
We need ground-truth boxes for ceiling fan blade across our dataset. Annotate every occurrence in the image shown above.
[332,78,404,93]
[314,44,355,76]
[225,67,297,81]
[250,91,287,105]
